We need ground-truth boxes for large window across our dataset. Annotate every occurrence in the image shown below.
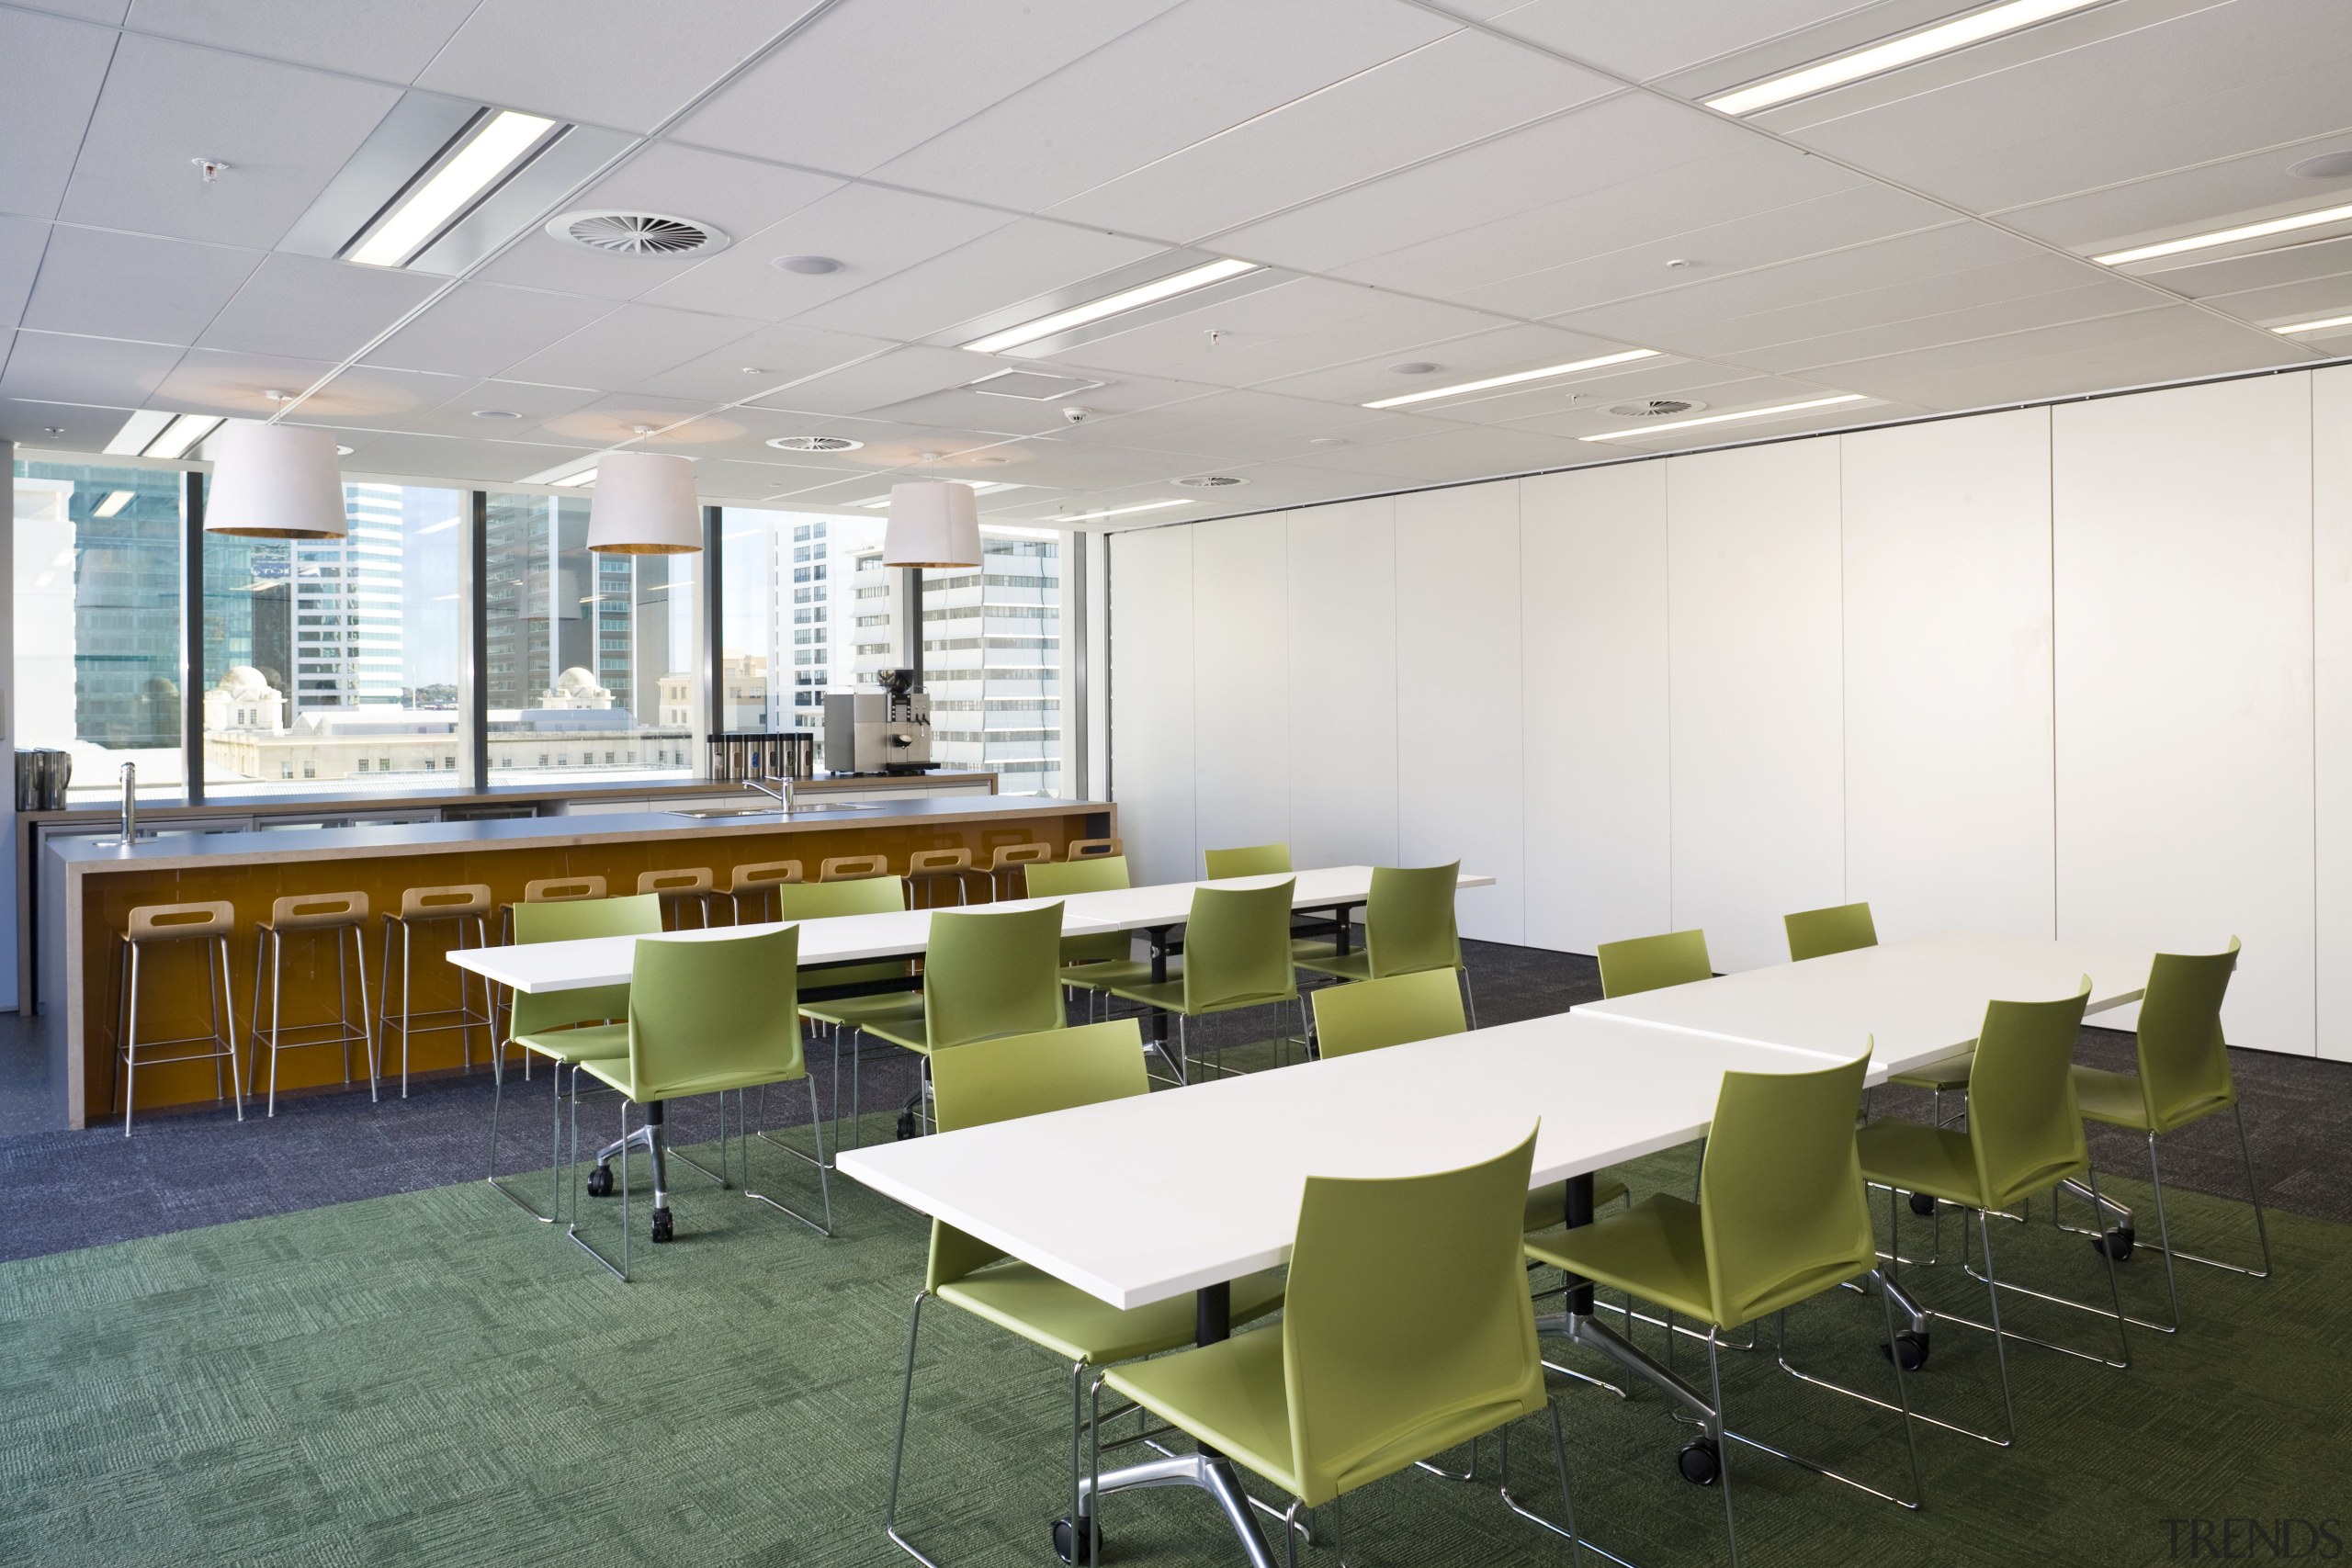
[483,492,696,782]
[11,462,186,802]
[199,482,464,795]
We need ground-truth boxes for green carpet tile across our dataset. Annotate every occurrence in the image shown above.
[0,1115,2344,1568]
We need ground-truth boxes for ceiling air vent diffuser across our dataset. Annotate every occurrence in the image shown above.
[765,435,864,453]
[1606,399,1702,418]
[1175,475,1246,488]
[547,211,729,256]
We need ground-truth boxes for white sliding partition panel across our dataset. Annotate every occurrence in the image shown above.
[1108,525,1198,888]
[2053,375,2315,1054]
[1191,514,1290,874]
[1285,497,1399,871]
[1666,440,1847,972]
[1521,464,1670,954]
[1841,410,2056,944]
[1396,484,1524,942]
[2314,366,2352,1062]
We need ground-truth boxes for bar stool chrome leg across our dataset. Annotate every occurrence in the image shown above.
[114,903,243,1136]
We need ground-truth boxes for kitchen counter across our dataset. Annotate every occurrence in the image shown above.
[35,792,1113,1131]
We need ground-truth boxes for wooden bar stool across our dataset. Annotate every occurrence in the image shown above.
[1067,837,1123,861]
[637,867,718,930]
[492,876,609,1042]
[114,901,242,1137]
[904,848,978,908]
[247,891,377,1117]
[726,860,803,924]
[378,885,492,1098]
[986,842,1052,901]
[820,854,890,883]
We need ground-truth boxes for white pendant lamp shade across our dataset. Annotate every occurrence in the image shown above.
[587,450,701,554]
[883,480,980,568]
[203,420,347,539]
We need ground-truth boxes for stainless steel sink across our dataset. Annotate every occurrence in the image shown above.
[663,802,883,818]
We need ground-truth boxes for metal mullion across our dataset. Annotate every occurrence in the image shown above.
[182,469,206,805]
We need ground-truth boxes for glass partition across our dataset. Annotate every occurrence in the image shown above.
[10,461,186,801]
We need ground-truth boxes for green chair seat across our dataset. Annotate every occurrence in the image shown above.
[1529,1193,1716,1323]
[1293,862,1465,988]
[513,1021,631,1066]
[942,1264,1284,1367]
[799,992,927,1032]
[1888,1051,1973,1093]
[1851,1120,1983,1207]
[1098,977,1281,1018]
[1092,879,1301,1081]
[1290,943,1367,981]
[1105,1328,1302,1495]
[2073,1064,2231,1134]
[1060,957,1160,993]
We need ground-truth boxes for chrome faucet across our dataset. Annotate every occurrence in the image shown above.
[118,761,138,845]
[742,760,796,814]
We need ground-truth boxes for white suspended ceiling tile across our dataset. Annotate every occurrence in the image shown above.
[876,368,1219,437]
[750,343,1051,418]
[0,9,116,221]
[0,219,49,326]
[1492,367,1837,435]
[872,0,1459,214]
[791,220,1168,343]
[148,344,340,415]
[1049,288,1520,386]
[637,182,1013,321]
[499,301,768,389]
[1246,320,1645,406]
[2133,230,2352,302]
[672,0,1184,177]
[562,141,842,253]
[1994,138,2352,254]
[59,34,401,249]
[2201,274,2352,333]
[414,0,826,134]
[1554,223,2046,347]
[339,430,587,483]
[1059,387,1392,451]
[396,378,608,438]
[362,282,616,379]
[1819,309,2305,409]
[1727,280,2164,375]
[123,0,480,80]
[1327,132,1864,301]
[1045,28,1613,243]
[624,321,891,405]
[20,226,261,344]
[1470,0,1918,83]
[195,253,441,362]
[17,0,128,20]
[0,329,184,409]
[1782,0,2352,216]
[1218,92,1755,275]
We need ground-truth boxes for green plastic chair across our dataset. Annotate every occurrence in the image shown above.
[569,928,829,1280]
[2069,940,2265,1332]
[1203,842,1292,878]
[1295,863,1477,1023]
[861,903,1069,1138]
[1596,929,1712,998]
[494,893,663,1224]
[1026,854,1151,1012]
[1088,1130,1580,1567]
[1529,1054,1918,1561]
[1784,902,1969,1115]
[1100,879,1303,1082]
[778,876,921,1155]
[1314,970,1629,1228]
[1857,979,2125,1447]
[885,1020,1284,1567]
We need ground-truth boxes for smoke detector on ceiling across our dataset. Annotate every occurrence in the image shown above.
[1606,399,1704,418]
[1175,475,1247,488]
[547,210,729,256]
[766,435,864,452]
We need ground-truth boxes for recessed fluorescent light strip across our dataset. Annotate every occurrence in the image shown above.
[1363,348,1660,410]
[93,491,135,518]
[962,259,1259,354]
[145,413,226,459]
[1706,0,2109,116]
[854,482,1022,507]
[2093,200,2352,266]
[1063,499,1192,521]
[1578,393,1866,442]
[548,469,597,488]
[2276,310,2352,334]
[345,108,560,268]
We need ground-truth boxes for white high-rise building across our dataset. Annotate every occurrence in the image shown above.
[290,482,404,714]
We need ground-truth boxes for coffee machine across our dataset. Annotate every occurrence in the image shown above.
[822,668,935,774]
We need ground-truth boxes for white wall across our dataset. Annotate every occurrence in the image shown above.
[1110,365,2346,1055]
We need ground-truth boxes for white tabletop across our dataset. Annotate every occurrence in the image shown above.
[836,1011,1843,1311]
[448,865,1495,994]
[1574,933,2155,1081]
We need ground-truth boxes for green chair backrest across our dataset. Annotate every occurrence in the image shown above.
[1182,879,1297,1012]
[1596,929,1712,998]
[1282,1128,1544,1507]
[1313,969,1465,1058]
[1363,862,1464,977]
[1204,842,1292,879]
[777,875,908,987]
[922,903,1068,1051]
[924,1019,1147,1291]
[2134,940,2240,1132]
[623,927,802,1100]
[1698,1053,1875,1329]
[1026,855,1133,965]
[1966,979,2094,1211]
[510,893,662,1037]
[1784,901,1878,963]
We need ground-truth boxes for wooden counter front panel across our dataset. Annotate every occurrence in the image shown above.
[75,810,1099,1125]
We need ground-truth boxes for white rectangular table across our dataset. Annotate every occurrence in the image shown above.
[1576,933,2155,1082]
[837,1011,1842,1566]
